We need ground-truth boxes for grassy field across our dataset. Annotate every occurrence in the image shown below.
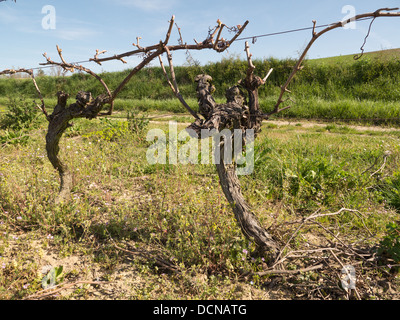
[1,48,400,125]
[308,48,400,65]
[0,50,400,300]
[0,111,400,300]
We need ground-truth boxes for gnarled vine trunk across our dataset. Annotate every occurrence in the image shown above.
[216,143,279,256]
[188,71,280,257]
[4,8,399,258]
[37,16,248,203]
[46,91,109,203]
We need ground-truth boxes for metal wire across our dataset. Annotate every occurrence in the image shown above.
[4,17,375,72]
[235,17,374,42]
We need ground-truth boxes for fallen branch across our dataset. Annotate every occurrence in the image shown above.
[370,151,391,178]
[24,280,108,300]
[271,208,373,270]
[114,243,180,274]
[255,263,324,276]
[328,249,361,300]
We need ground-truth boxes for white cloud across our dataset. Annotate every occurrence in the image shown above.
[13,24,99,41]
[114,0,178,11]
[0,7,19,24]
[55,28,100,41]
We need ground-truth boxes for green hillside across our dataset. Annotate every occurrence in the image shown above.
[0,48,399,124]
[309,48,400,65]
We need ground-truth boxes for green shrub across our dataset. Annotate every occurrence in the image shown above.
[378,222,400,266]
[127,111,149,136]
[83,113,149,142]
[83,118,129,142]
[0,130,29,145]
[0,97,39,131]
[378,172,400,212]
[247,134,374,213]
[0,97,41,145]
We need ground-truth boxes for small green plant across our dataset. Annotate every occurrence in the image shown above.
[0,97,40,145]
[0,129,29,145]
[127,111,149,136]
[41,266,64,289]
[0,97,39,131]
[378,172,400,212]
[378,222,400,267]
[83,118,129,141]
[253,138,357,209]
[83,114,149,142]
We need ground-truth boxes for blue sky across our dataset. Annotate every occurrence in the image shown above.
[1,0,400,74]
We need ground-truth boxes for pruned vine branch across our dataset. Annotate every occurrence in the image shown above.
[41,46,114,115]
[265,7,400,118]
[158,52,200,120]
[1,8,400,266]
[161,7,400,257]
[0,68,48,119]
[13,15,247,203]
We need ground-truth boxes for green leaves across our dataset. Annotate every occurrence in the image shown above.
[0,97,39,131]
[0,97,41,146]
[378,171,400,212]
[41,266,64,290]
[0,130,29,145]
[378,222,400,265]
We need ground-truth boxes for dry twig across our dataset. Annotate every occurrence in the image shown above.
[24,280,108,300]
[114,243,180,274]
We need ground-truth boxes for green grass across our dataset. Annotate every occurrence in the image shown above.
[0,114,400,299]
[2,49,400,125]
[309,48,400,65]
[3,95,398,127]
[266,97,400,124]
[1,50,400,299]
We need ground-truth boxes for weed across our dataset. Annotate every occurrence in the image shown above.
[378,222,400,268]
[0,97,43,145]
[127,111,149,137]
[0,111,399,299]
[0,97,39,131]
[378,171,400,212]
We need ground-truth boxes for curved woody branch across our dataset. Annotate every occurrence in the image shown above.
[34,16,248,203]
[266,7,400,117]
[0,68,49,119]
[166,8,400,258]
[41,47,114,115]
